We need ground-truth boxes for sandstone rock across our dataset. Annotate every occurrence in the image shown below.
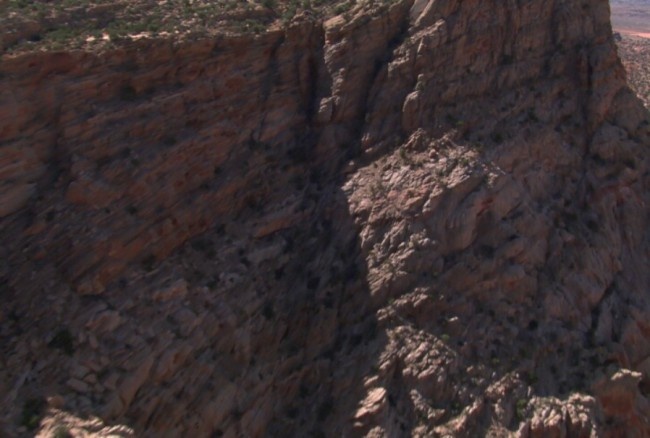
[67,378,90,394]
[116,353,154,412]
[86,310,122,334]
[353,387,388,425]
[1,0,649,436]
[46,395,65,410]
[0,182,34,218]
[151,279,188,303]
[593,369,650,434]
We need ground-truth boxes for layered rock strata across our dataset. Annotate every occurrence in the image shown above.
[1,0,649,436]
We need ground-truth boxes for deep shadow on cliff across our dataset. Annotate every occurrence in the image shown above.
[1,0,650,436]
[0,15,386,436]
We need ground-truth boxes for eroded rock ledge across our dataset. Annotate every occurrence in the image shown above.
[1,0,649,436]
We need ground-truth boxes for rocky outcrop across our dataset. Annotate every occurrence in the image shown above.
[1,0,649,436]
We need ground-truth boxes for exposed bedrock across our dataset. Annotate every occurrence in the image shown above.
[1,0,649,436]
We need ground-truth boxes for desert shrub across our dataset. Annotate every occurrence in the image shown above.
[515,399,528,420]
[20,398,45,430]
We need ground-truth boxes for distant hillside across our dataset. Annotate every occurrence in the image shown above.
[611,0,650,35]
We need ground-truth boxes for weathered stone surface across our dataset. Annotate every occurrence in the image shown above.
[0,0,649,436]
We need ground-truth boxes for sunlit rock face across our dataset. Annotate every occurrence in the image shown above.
[1,0,649,436]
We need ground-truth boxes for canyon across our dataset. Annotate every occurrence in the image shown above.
[1,0,650,436]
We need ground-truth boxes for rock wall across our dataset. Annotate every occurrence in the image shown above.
[1,0,649,436]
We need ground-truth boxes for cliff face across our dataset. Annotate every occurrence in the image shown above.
[1,0,649,436]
